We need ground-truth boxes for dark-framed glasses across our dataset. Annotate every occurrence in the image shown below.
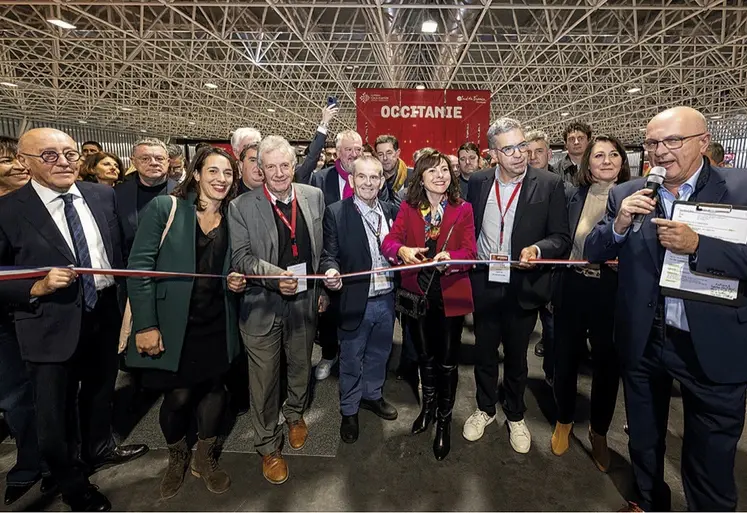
[20,150,81,164]
[496,142,529,157]
[642,133,706,152]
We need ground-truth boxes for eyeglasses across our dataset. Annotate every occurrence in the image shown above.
[496,142,529,157]
[20,150,81,164]
[642,133,706,152]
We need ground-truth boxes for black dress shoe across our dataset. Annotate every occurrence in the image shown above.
[63,485,111,512]
[340,414,359,444]
[92,444,149,471]
[4,481,36,505]
[40,476,58,496]
[534,340,545,357]
[360,398,398,420]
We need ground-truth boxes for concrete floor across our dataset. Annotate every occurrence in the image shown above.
[1,320,746,512]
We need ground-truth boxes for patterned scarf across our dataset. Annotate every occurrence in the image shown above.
[334,159,355,199]
[392,159,409,193]
[420,198,447,240]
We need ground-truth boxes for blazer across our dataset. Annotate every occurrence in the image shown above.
[0,181,123,363]
[585,160,747,384]
[114,175,178,262]
[311,165,390,207]
[467,166,571,310]
[319,197,398,331]
[381,200,476,317]
[228,184,325,337]
[552,185,617,310]
[125,194,240,372]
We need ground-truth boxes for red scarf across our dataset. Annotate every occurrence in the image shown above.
[334,159,355,200]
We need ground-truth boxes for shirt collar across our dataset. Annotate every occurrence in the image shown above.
[265,184,295,205]
[31,179,82,205]
[494,167,527,186]
[353,194,381,216]
[682,161,703,193]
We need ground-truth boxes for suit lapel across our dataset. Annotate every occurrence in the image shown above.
[476,174,493,235]
[295,186,318,261]
[254,193,278,264]
[78,184,114,263]
[438,202,459,248]
[17,182,76,264]
[694,162,726,204]
[346,199,372,268]
[122,178,139,236]
[513,169,538,229]
[568,186,588,241]
[325,169,341,204]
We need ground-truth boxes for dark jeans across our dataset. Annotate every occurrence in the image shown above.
[539,304,554,380]
[553,271,618,434]
[0,322,44,486]
[26,288,119,498]
[624,306,747,511]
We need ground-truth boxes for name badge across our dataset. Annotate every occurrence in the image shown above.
[488,252,510,283]
[373,256,392,292]
[287,262,308,293]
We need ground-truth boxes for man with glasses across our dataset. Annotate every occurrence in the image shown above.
[463,118,570,454]
[457,142,481,198]
[114,138,177,263]
[586,106,747,512]
[0,128,148,511]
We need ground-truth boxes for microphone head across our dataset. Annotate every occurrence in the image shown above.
[646,166,666,185]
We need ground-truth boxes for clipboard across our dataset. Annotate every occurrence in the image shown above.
[659,200,747,307]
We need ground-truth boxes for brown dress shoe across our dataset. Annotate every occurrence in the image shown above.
[287,418,308,450]
[589,427,611,473]
[618,501,644,512]
[262,450,288,485]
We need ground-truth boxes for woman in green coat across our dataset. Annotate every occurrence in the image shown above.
[126,147,245,499]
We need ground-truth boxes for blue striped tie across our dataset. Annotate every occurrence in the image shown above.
[60,194,97,311]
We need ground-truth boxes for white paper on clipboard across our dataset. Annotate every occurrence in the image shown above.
[659,202,747,301]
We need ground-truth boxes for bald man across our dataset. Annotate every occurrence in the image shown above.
[586,107,747,512]
[0,128,147,511]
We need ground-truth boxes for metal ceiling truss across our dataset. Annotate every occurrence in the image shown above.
[0,0,745,145]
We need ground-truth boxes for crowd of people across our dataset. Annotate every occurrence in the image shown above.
[0,103,744,513]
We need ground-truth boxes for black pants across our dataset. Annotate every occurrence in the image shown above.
[159,378,227,444]
[26,287,119,498]
[553,271,619,434]
[408,302,462,370]
[471,272,538,421]
[624,306,747,511]
[318,307,339,361]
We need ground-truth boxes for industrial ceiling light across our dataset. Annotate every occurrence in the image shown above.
[627,87,641,93]
[267,108,276,113]
[561,112,570,116]
[120,107,132,111]
[78,120,87,124]
[140,129,147,133]
[188,121,196,125]
[47,19,76,30]
[421,20,438,33]
[416,84,425,90]
[0,82,17,88]
[204,82,218,89]
[711,115,722,119]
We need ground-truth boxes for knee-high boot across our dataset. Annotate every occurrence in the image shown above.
[433,363,457,460]
[411,359,436,435]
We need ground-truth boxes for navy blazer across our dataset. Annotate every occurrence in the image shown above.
[585,159,747,384]
[114,176,177,263]
[311,165,390,208]
[319,197,398,331]
[0,181,123,363]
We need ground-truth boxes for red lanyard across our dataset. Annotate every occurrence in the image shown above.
[495,180,522,249]
[263,185,298,257]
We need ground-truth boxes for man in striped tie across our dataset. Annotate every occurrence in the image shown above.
[0,128,147,511]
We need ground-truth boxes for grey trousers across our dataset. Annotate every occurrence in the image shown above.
[242,297,316,455]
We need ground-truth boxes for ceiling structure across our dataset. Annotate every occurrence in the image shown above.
[0,0,746,145]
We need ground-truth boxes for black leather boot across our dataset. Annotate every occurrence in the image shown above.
[411,360,436,435]
[433,363,458,460]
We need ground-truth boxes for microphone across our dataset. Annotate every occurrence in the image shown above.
[632,166,666,233]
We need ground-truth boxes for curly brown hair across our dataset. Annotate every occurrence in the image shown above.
[406,149,461,208]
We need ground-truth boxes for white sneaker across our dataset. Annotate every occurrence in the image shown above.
[462,409,496,441]
[315,357,337,380]
[507,419,532,454]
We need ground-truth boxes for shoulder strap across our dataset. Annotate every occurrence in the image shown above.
[421,210,459,296]
[158,196,177,249]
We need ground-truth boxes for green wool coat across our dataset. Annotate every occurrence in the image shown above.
[125,194,240,372]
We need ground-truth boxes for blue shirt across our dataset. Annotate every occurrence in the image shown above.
[613,165,702,331]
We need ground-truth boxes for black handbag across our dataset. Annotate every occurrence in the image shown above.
[394,223,456,319]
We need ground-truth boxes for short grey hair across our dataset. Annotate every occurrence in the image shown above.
[525,129,550,146]
[167,143,183,159]
[258,135,297,169]
[352,154,383,176]
[335,130,362,150]
[132,137,168,156]
[487,117,524,149]
[231,127,262,154]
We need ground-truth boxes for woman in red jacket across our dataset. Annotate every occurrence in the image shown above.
[381,149,476,461]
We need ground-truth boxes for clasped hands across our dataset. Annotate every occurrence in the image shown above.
[397,246,451,272]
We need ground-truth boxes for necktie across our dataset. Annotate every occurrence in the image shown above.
[60,194,97,311]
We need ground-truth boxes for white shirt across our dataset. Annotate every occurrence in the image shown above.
[477,169,526,260]
[353,195,393,297]
[338,173,347,200]
[265,184,295,205]
[31,180,115,290]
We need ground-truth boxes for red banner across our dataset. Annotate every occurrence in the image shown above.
[356,88,491,166]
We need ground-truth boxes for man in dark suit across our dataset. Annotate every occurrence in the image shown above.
[463,117,571,454]
[586,106,747,512]
[320,155,399,444]
[114,137,177,265]
[0,128,147,511]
